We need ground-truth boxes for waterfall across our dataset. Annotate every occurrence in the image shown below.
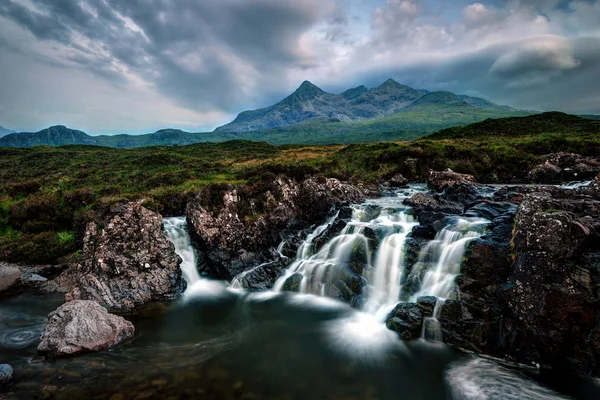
[273,188,422,318]
[163,216,201,287]
[411,217,488,301]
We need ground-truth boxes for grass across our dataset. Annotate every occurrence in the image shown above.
[0,112,598,264]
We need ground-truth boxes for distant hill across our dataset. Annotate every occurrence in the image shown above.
[0,126,237,148]
[0,125,16,138]
[215,79,524,133]
[428,112,600,139]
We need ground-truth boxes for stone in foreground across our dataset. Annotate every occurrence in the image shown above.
[38,300,134,356]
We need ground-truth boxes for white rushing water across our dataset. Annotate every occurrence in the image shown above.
[272,185,490,331]
[163,216,201,287]
[411,217,488,301]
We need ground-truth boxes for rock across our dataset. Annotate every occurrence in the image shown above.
[403,193,439,212]
[0,364,13,385]
[230,257,289,290]
[280,272,303,292]
[528,153,600,183]
[386,302,423,340]
[53,201,185,311]
[38,300,134,356]
[416,296,437,317]
[464,201,516,221]
[512,192,593,259]
[185,177,372,280]
[388,173,409,187]
[0,264,21,296]
[426,169,478,192]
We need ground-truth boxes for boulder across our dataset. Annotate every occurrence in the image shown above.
[185,177,372,280]
[0,364,13,385]
[529,153,600,183]
[0,264,21,296]
[279,272,303,292]
[386,302,423,340]
[388,173,409,187]
[426,169,478,192]
[38,300,134,356]
[230,257,289,290]
[54,201,185,311]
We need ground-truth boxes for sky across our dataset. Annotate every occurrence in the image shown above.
[0,0,599,135]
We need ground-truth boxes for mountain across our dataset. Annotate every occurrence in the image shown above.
[215,79,519,133]
[0,126,238,148]
[0,125,98,147]
[0,125,16,138]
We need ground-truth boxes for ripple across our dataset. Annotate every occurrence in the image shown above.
[0,326,44,349]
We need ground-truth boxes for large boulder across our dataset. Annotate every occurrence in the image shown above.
[54,201,185,311]
[386,302,423,340]
[388,173,409,188]
[426,169,478,192]
[185,177,372,280]
[0,263,21,296]
[230,256,289,290]
[38,300,134,356]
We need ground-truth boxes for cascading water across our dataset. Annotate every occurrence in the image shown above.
[163,216,201,287]
[411,217,489,301]
[273,188,422,318]
[410,217,489,340]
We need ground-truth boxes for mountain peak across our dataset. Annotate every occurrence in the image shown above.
[293,80,325,96]
[379,78,401,88]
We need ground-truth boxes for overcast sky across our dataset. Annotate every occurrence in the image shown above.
[1,0,599,134]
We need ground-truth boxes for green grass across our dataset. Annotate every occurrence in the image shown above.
[0,112,598,264]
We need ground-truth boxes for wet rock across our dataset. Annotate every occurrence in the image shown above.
[0,364,13,385]
[52,201,185,311]
[416,296,437,318]
[512,192,594,259]
[38,300,134,356]
[279,272,303,292]
[0,263,21,296]
[404,193,439,212]
[388,173,409,188]
[427,169,478,192]
[386,303,423,340]
[230,257,289,290]
[464,201,516,221]
[185,177,372,280]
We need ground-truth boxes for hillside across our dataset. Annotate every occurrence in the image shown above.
[2,111,599,266]
[428,112,600,139]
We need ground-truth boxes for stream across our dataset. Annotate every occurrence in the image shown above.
[1,185,599,399]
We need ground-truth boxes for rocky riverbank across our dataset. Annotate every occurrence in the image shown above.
[385,169,600,377]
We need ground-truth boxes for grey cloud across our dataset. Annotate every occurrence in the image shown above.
[1,0,334,112]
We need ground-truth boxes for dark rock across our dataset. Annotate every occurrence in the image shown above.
[389,173,409,187]
[416,296,437,317]
[386,302,423,340]
[185,177,372,280]
[404,193,439,212]
[51,201,185,311]
[427,169,478,192]
[38,300,134,356]
[529,153,600,183]
[280,272,303,292]
[0,364,13,385]
[230,257,289,290]
[464,201,516,221]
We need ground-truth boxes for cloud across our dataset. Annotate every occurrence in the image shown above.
[0,0,599,134]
